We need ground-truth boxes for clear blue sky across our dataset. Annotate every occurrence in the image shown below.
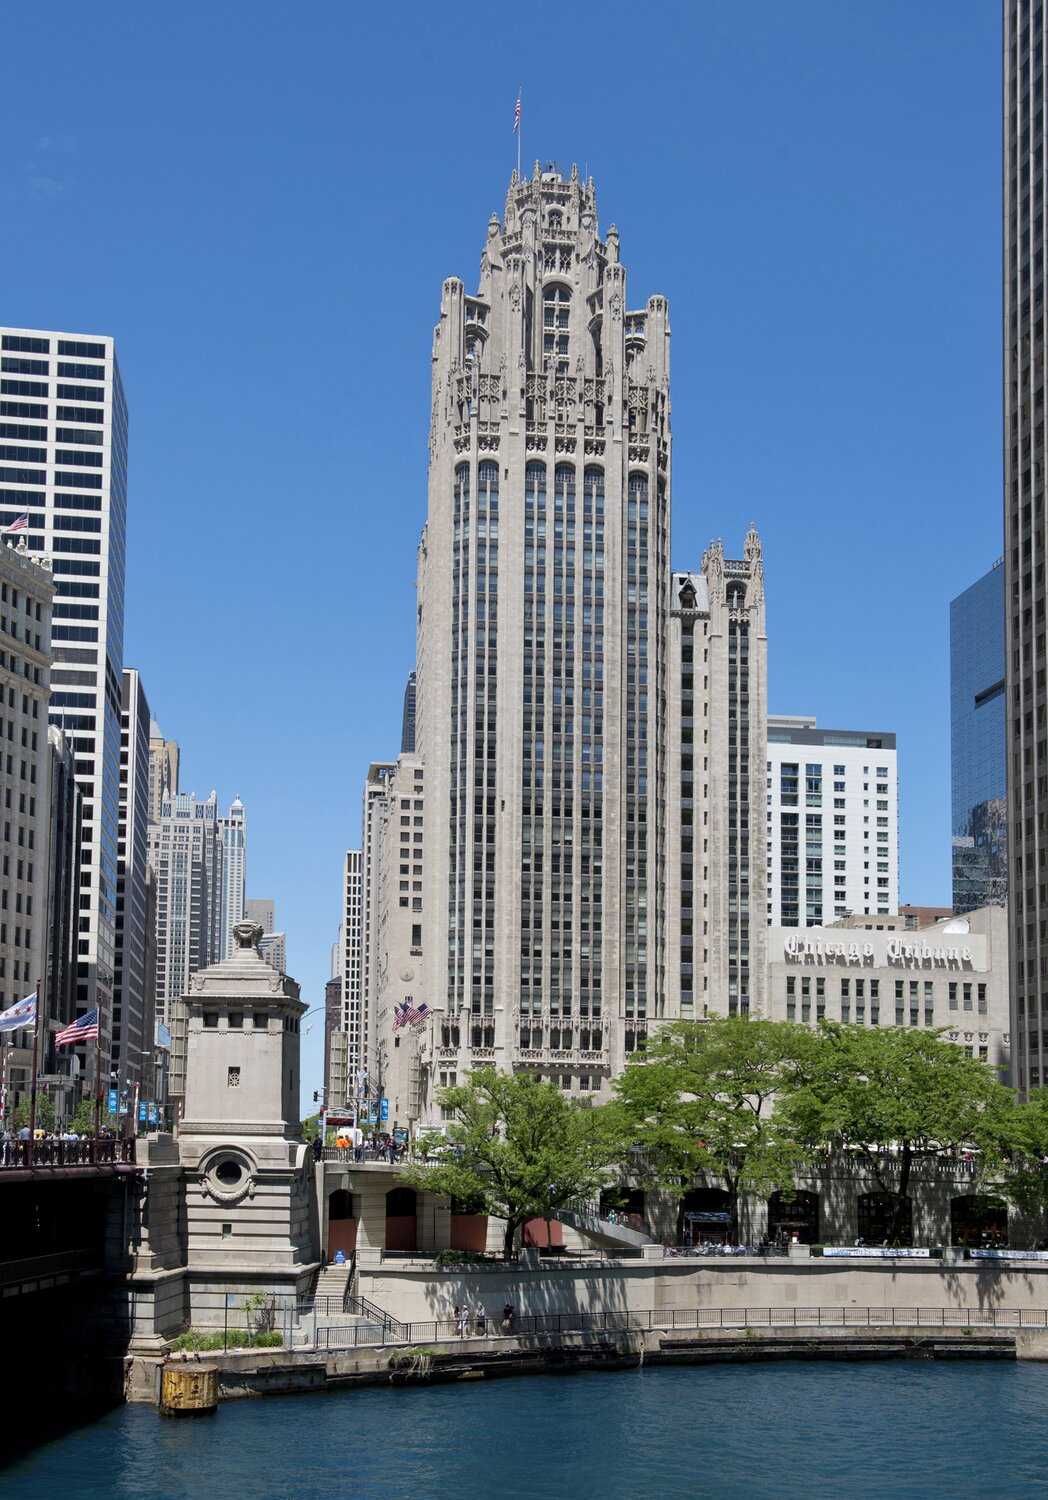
[1,1,1001,1107]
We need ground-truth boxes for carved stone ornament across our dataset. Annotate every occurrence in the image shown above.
[233,920,264,949]
[509,283,522,310]
[608,290,622,319]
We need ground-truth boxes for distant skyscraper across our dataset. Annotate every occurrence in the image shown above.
[950,562,1007,914]
[43,724,83,1112]
[401,671,417,753]
[766,719,899,926]
[244,897,275,934]
[148,790,221,1019]
[1005,3,1044,1091]
[217,797,246,958]
[114,668,155,1091]
[148,722,179,823]
[416,166,670,1112]
[1,325,128,1076]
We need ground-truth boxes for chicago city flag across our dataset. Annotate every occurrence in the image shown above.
[0,992,37,1032]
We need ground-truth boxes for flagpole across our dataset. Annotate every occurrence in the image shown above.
[517,85,522,177]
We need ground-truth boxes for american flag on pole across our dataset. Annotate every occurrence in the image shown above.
[393,998,431,1030]
[55,1008,99,1047]
[3,514,29,535]
[513,92,521,134]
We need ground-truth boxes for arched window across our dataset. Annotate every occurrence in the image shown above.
[554,464,575,515]
[386,1187,417,1217]
[328,1189,354,1222]
[767,1190,819,1245]
[478,460,499,509]
[677,1187,732,1246]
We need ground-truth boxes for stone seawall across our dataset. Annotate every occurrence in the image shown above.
[125,1323,1022,1405]
[359,1255,1048,1327]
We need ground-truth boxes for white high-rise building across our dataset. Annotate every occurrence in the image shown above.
[217,797,246,958]
[416,166,670,1112]
[336,848,364,1099]
[1,326,128,1074]
[766,718,899,927]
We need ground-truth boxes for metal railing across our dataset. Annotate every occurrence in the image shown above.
[0,1136,137,1170]
[309,1304,1048,1351]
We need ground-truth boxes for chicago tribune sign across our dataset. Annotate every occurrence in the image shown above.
[784,936,975,969]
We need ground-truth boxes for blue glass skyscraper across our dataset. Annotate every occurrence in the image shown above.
[950,562,1007,913]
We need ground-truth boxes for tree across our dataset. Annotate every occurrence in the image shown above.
[614,1017,818,1241]
[10,1094,56,1132]
[780,1024,1016,1245]
[300,1114,320,1143]
[996,1088,1048,1240]
[404,1068,629,1258]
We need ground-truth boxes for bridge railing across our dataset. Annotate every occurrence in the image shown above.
[0,1136,137,1170]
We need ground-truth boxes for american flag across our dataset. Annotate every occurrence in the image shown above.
[393,998,431,1030]
[513,93,521,134]
[55,1008,99,1047]
[3,514,29,535]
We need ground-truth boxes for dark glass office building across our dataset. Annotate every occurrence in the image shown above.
[951,562,1007,914]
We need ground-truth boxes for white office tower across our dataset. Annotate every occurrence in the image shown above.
[416,165,670,1113]
[766,718,899,926]
[337,848,364,1095]
[217,796,246,958]
[0,326,128,1076]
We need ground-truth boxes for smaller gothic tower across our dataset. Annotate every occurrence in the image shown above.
[177,921,318,1312]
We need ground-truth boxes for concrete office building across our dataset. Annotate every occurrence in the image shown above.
[364,753,425,1129]
[667,533,768,1022]
[415,166,670,1113]
[1005,2,1048,1091]
[0,326,128,1087]
[0,541,55,1115]
[114,668,155,1092]
[361,763,395,1087]
[766,718,899,927]
[951,561,1007,913]
[148,723,178,823]
[217,798,246,960]
[766,906,1010,1077]
[244,896,285,973]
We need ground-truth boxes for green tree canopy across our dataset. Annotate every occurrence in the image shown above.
[780,1024,1016,1243]
[404,1067,629,1257]
[996,1088,1048,1238]
[10,1094,55,1132]
[614,1017,819,1239]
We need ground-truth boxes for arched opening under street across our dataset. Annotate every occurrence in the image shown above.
[600,1186,647,1232]
[857,1191,913,1247]
[326,1189,357,1260]
[385,1186,418,1253]
[678,1187,732,1246]
[767,1190,820,1245]
[950,1194,1009,1248]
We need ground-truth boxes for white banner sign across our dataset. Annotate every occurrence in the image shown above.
[970,1248,1048,1261]
[821,1246,932,1259]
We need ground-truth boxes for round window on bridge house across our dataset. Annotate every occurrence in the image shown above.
[215,1159,243,1187]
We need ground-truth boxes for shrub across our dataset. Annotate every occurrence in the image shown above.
[167,1329,283,1351]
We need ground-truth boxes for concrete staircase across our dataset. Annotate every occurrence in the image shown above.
[313,1261,354,1311]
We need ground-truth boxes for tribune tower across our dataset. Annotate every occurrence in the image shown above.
[416,164,671,1105]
